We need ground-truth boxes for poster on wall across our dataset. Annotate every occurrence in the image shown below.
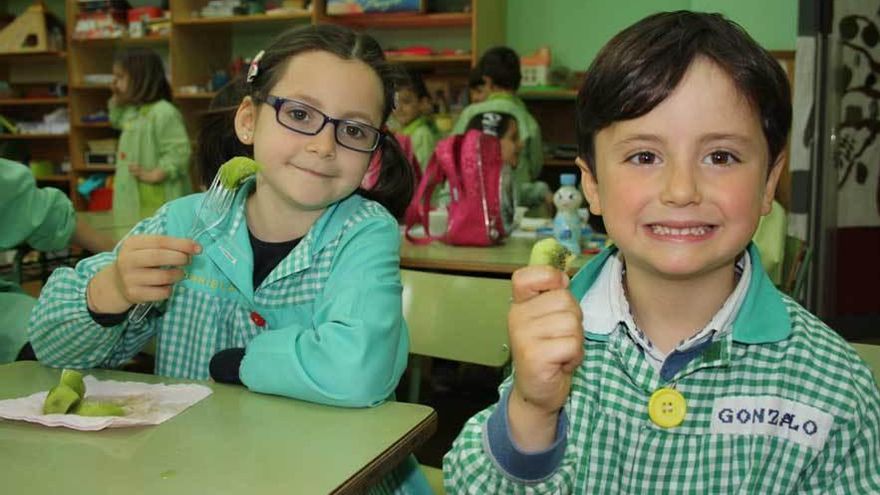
[837,0,880,227]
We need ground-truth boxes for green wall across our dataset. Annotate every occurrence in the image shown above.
[506,0,798,72]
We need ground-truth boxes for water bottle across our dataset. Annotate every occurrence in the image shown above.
[552,173,583,256]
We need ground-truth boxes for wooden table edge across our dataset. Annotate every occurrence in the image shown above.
[333,408,439,494]
[400,258,522,275]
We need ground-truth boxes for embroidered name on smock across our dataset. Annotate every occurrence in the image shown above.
[710,395,834,450]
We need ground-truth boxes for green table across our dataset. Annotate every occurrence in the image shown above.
[401,234,591,276]
[0,362,437,494]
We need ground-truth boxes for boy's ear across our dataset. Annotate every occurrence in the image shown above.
[234,96,257,145]
[482,75,496,93]
[576,156,603,216]
[761,154,786,215]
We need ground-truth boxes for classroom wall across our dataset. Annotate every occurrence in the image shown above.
[506,0,798,72]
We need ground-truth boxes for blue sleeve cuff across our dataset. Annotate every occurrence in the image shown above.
[483,387,568,482]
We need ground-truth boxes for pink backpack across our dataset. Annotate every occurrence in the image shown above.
[405,129,516,246]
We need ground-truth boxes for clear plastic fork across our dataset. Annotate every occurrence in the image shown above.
[127,172,237,324]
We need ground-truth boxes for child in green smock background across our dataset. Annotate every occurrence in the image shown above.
[454,46,553,214]
[391,70,440,170]
[109,48,191,225]
[0,160,115,363]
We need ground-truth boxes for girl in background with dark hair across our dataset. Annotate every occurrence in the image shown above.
[109,48,191,225]
[31,24,428,494]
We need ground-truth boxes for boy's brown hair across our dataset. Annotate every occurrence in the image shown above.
[575,11,792,174]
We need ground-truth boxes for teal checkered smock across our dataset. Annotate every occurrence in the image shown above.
[29,180,431,494]
[444,246,880,494]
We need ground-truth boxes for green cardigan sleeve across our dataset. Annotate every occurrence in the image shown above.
[0,159,75,252]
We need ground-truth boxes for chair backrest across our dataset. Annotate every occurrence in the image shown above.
[852,343,880,385]
[782,235,811,303]
[401,269,510,367]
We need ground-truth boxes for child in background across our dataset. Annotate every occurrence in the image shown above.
[467,67,488,104]
[454,46,552,214]
[30,25,428,494]
[465,111,522,169]
[392,70,440,170]
[0,160,115,363]
[109,48,191,225]
[445,12,880,493]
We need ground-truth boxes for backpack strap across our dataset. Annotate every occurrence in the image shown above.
[404,137,453,244]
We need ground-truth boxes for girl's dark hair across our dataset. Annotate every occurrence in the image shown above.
[197,79,252,188]
[575,11,791,173]
[113,48,171,104]
[476,46,522,91]
[465,111,516,139]
[400,69,430,100]
[201,24,413,218]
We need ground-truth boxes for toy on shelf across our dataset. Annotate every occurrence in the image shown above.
[72,0,129,40]
[520,47,551,87]
[327,0,424,15]
[0,1,65,53]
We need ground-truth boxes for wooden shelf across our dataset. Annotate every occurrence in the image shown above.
[35,175,71,183]
[0,133,68,140]
[75,166,115,173]
[0,97,68,106]
[320,12,471,29]
[385,54,471,65]
[173,92,217,100]
[174,12,311,26]
[544,157,576,168]
[519,88,577,101]
[72,35,169,46]
[70,84,112,91]
[0,51,66,62]
[75,122,112,128]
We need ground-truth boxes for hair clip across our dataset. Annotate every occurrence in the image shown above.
[481,112,502,136]
[246,50,266,84]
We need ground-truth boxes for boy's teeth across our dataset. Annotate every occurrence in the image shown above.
[651,225,710,236]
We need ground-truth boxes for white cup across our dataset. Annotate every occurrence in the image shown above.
[514,206,527,228]
[428,209,448,235]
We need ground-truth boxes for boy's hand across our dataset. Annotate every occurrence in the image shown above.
[87,235,201,314]
[507,265,584,450]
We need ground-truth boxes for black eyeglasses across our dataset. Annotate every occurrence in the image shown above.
[263,95,383,153]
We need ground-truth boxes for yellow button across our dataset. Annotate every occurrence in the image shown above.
[648,387,686,428]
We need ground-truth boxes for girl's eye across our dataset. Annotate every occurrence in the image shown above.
[289,108,310,122]
[703,150,740,166]
[343,124,367,140]
[626,151,659,166]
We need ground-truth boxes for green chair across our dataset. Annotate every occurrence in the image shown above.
[401,269,512,403]
[852,343,880,385]
[782,235,812,303]
[401,269,512,495]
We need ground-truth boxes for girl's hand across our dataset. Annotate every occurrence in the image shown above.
[507,265,584,450]
[87,235,201,314]
[136,168,168,184]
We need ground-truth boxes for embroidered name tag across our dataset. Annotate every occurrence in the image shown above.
[710,395,834,451]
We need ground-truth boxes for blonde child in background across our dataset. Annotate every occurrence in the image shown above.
[30,25,429,494]
[454,46,552,214]
[109,48,191,225]
[445,11,879,493]
[391,70,440,170]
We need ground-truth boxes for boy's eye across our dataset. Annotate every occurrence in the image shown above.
[703,151,740,166]
[627,151,659,165]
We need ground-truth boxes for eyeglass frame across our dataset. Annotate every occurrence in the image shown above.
[262,95,384,153]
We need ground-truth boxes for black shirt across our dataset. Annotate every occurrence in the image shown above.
[249,229,301,289]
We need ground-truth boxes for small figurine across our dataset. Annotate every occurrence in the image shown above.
[552,173,583,256]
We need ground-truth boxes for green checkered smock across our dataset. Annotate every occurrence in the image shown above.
[444,246,880,494]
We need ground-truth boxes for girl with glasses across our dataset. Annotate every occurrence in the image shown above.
[30,24,428,494]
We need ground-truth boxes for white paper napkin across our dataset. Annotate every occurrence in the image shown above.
[0,375,213,431]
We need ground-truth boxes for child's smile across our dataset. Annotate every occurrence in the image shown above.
[581,56,783,281]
